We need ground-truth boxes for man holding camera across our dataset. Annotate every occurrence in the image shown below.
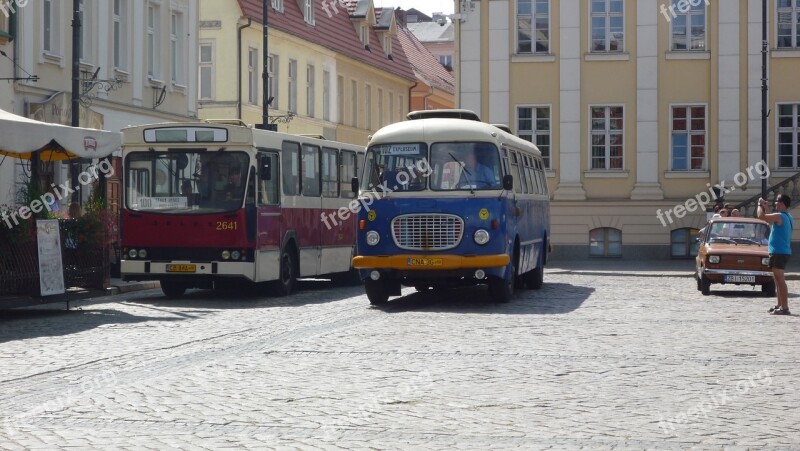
[758,194,794,315]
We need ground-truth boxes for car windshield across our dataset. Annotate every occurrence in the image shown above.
[429,142,502,191]
[361,143,429,192]
[708,222,769,245]
[125,151,250,214]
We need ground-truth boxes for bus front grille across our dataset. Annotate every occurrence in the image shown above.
[391,214,464,251]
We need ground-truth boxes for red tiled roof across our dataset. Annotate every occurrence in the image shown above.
[238,0,415,82]
[396,19,454,94]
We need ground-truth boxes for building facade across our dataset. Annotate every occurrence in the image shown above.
[456,0,800,259]
[198,0,416,146]
[0,0,199,208]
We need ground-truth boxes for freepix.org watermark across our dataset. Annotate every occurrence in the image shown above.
[0,0,29,18]
[320,158,433,231]
[656,161,770,227]
[660,0,711,22]
[1,160,115,229]
[320,0,347,18]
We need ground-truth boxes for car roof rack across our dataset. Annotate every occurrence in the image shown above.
[406,109,481,121]
[491,124,512,134]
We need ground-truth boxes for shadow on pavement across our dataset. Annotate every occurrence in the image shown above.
[0,308,184,344]
[376,282,594,314]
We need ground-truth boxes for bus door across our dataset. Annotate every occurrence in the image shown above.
[300,143,322,276]
[319,148,353,274]
[256,151,282,282]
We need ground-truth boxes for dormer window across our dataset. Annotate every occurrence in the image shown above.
[272,0,283,13]
[303,0,314,25]
[360,23,370,49]
[383,35,391,56]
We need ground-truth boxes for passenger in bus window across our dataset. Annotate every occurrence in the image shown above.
[223,166,243,201]
[181,180,193,206]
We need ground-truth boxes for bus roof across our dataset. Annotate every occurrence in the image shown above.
[369,118,541,157]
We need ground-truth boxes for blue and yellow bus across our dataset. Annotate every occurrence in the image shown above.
[351,110,550,304]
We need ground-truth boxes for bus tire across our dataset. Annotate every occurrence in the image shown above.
[275,246,298,296]
[525,251,544,290]
[161,280,187,298]
[365,280,389,305]
[489,262,515,303]
[332,267,362,286]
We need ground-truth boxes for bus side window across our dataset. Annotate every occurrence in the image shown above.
[510,151,523,194]
[340,150,356,198]
[500,148,510,177]
[322,147,339,197]
[536,158,548,195]
[529,158,541,195]
[302,144,321,197]
[282,141,300,196]
[258,151,280,205]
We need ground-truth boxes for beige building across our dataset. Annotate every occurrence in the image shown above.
[198,0,416,146]
[0,0,199,207]
[456,0,800,259]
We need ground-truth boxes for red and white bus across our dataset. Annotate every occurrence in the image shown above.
[120,121,364,297]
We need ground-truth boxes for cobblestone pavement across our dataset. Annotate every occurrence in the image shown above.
[1,272,799,450]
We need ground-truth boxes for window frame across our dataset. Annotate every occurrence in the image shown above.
[516,104,552,170]
[248,47,259,105]
[351,79,358,127]
[365,84,372,130]
[147,3,160,79]
[301,144,321,197]
[336,75,345,125]
[113,0,128,71]
[339,150,358,199]
[321,147,339,198]
[198,40,215,100]
[590,227,622,257]
[42,0,62,56]
[268,54,279,109]
[306,64,315,117]
[281,141,301,196]
[776,0,800,49]
[322,69,331,122]
[589,0,625,53]
[669,104,707,171]
[588,105,625,171]
[516,0,550,54]
[170,9,185,85]
[669,1,707,51]
[670,227,701,258]
[776,102,800,169]
[288,59,298,113]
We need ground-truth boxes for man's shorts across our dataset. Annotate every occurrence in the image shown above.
[769,254,790,270]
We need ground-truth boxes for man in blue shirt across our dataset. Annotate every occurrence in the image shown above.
[459,150,498,189]
[758,194,794,315]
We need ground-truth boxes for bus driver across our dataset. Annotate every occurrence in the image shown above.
[459,148,498,189]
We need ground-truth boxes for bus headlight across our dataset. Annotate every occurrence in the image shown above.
[138,249,147,259]
[366,231,380,246]
[231,250,241,261]
[762,257,770,266]
[221,250,231,260]
[474,229,490,245]
[708,255,720,264]
[128,249,138,259]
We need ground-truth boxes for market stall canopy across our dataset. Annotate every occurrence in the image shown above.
[0,108,121,161]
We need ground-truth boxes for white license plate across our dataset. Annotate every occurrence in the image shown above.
[725,275,755,283]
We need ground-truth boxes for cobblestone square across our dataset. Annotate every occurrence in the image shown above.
[1,270,799,449]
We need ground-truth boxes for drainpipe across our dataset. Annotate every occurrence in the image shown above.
[422,84,435,110]
[408,81,418,113]
[237,18,252,120]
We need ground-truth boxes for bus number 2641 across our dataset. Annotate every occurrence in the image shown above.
[216,221,238,231]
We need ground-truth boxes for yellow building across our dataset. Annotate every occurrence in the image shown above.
[456,0,800,259]
[198,0,416,146]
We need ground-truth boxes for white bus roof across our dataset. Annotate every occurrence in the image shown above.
[369,118,541,157]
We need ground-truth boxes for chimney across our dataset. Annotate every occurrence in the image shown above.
[395,7,406,27]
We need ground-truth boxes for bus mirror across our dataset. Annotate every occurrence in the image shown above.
[503,174,513,191]
[351,177,359,194]
[260,156,272,181]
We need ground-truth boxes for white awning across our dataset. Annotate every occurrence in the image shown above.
[0,108,121,161]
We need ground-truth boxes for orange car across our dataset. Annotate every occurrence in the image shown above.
[695,217,775,296]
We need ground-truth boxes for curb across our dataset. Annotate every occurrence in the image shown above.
[0,281,161,310]
[546,269,800,280]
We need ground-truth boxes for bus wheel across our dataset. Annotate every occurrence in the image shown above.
[365,280,389,305]
[161,280,187,298]
[489,263,515,303]
[700,273,711,296]
[275,247,298,296]
[525,252,544,290]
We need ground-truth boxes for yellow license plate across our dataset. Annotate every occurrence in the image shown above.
[166,264,196,273]
[407,258,443,267]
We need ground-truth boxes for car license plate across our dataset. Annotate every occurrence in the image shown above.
[407,258,443,267]
[725,275,755,283]
[167,264,196,273]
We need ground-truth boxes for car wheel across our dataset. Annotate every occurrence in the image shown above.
[700,273,711,296]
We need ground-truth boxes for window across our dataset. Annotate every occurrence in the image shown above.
[340,151,357,198]
[517,0,549,53]
[303,0,314,25]
[778,103,800,169]
[777,0,800,48]
[199,42,214,99]
[590,106,624,170]
[78,0,92,62]
[322,69,330,121]
[365,85,372,130]
[306,64,315,117]
[510,152,523,193]
[43,0,60,54]
[272,0,284,13]
[383,35,392,56]
[388,92,394,123]
[590,0,624,52]
[321,148,339,197]
[351,80,358,127]
[590,228,622,257]
[147,4,160,78]
[257,151,280,205]
[517,106,551,169]
[248,48,258,104]
[337,76,344,124]
[439,54,453,69]
[360,24,370,48]
[399,95,404,119]
[281,141,300,196]
[268,54,278,108]
[302,144,320,197]
[113,0,128,70]
[671,105,706,170]
[171,11,184,84]
[377,88,384,128]
[671,228,700,258]
[288,59,297,113]
[671,1,705,50]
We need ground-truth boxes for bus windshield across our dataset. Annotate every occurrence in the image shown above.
[362,143,429,191]
[125,151,250,214]
[430,142,502,191]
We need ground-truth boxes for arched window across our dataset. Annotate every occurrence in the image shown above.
[671,228,700,258]
[589,227,622,257]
